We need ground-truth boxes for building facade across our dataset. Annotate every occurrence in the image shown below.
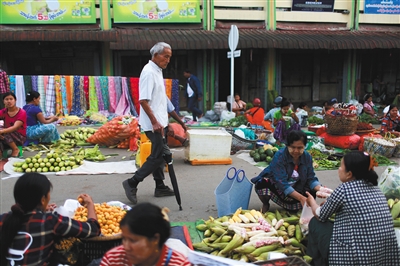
[1,0,399,111]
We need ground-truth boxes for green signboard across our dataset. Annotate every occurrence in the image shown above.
[0,0,96,24]
[113,0,201,23]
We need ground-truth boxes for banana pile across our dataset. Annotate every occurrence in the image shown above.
[194,208,311,263]
[388,198,400,227]
[59,128,97,146]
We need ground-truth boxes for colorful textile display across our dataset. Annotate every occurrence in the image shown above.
[8,75,180,117]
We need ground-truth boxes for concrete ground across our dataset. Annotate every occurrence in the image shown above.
[0,126,399,223]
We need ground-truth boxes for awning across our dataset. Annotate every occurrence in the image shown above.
[0,26,118,42]
[111,28,400,50]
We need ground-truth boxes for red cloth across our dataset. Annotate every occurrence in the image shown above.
[83,76,89,110]
[320,132,360,150]
[130,78,140,115]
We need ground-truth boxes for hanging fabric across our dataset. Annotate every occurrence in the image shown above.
[125,77,137,116]
[83,76,89,110]
[54,75,62,115]
[45,76,55,116]
[37,76,46,112]
[79,76,87,113]
[23,75,32,94]
[15,75,26,108]
[70,76,81,115]
[66,76,73,113]
[171,79,180,114]
[99,76,110,111]
[60,76,68,115]
[88,76,98,112]
[115,77,130,115]
[108,76,116,113]
[95,77,105,111]
[165,79,172,99]
[115,77,122,104]
[130,78,140,116]
[9,75,16,94]
[31,76,38,92]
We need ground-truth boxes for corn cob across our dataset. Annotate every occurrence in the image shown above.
[244,212,257,223]
[388,199,395,209]
[234,245,257,254]
[218,233,245,255]
[207,242,229,250]
[211,226,227,236]
[221,235,233,242]
[239,214,250,223]
[283,216,300,224]
[250,243,280,257]
[391,201,400,219]
[295,224,302,241]
[196,224,208,231]
[275,209,283,220]
[232,215,242,223]
[287,225,296,237]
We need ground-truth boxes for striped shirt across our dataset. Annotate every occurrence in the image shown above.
[100,244,191,266]
[381,115,400,133]
[0,208,101,266]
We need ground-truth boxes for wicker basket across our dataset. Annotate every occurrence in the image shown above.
[226,128,258,151]
[392,137,400,158]
[363,137,396,157]
[80,235,122,263]
[324,115,358,136]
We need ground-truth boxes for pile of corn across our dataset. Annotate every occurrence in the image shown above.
[193,208,312,263]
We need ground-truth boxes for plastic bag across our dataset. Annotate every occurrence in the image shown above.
[299,203,314,235]
[378,166,400,199]
[220,110,236,121]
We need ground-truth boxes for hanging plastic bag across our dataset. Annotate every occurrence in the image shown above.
[299,203,314,235]
[378,166,400,199]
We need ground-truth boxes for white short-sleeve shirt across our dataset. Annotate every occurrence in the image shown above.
[138,60,169,131]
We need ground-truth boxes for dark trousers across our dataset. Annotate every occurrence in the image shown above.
[188,96,202,121]
[307,217,334,266]
[134,128,171,182]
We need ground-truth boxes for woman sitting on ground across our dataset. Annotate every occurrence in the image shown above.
[363,93,377,117]
[0,172,101,265]
[100,202,191,266]
[23,91,59,145]
[273,100,300,144]
[381,104,400,137]
[232,93,247,116]
[251,130,322,213]
[0,92,27,158]
[306,151,400,266]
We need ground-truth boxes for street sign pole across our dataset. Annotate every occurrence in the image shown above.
[228,25,239,112]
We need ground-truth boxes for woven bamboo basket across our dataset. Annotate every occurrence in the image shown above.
[226,128,258,151]
[324,115,358,136]
[363,137,396,157]
[392,138,400,158]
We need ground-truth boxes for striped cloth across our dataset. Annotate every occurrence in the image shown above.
[37,76,46,112]
[88,76,98,112]
[45,76,55,116]
[115,77,122,104]
[79,76,87,113]
[23,75,32,94]
[66,76,73,113]
[70,76,81,115]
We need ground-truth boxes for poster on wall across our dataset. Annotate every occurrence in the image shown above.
[292,0,335,12]
[0,0,96,24]
[113,0,201,23]
[364,0,400,14]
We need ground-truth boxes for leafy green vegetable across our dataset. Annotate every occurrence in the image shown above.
[359,113,380,124]
[307,116,324,125]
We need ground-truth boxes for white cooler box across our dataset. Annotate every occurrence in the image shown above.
[185,128,232,165]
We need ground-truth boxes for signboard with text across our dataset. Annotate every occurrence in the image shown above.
[113,0,201,23]
[0,0,96,24]
[364,0,400,14]
[292,0,335,12]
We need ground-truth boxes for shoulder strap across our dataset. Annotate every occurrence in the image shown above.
[164,248,173,266]
[252,107,261,116]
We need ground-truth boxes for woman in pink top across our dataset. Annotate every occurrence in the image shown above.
[0,92,27,157]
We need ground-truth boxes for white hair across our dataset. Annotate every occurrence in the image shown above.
[150,42,171,57]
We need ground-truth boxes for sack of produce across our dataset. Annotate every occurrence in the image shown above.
[378,166,400,199]
[87,116,139,147]
[320,132,360,150]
